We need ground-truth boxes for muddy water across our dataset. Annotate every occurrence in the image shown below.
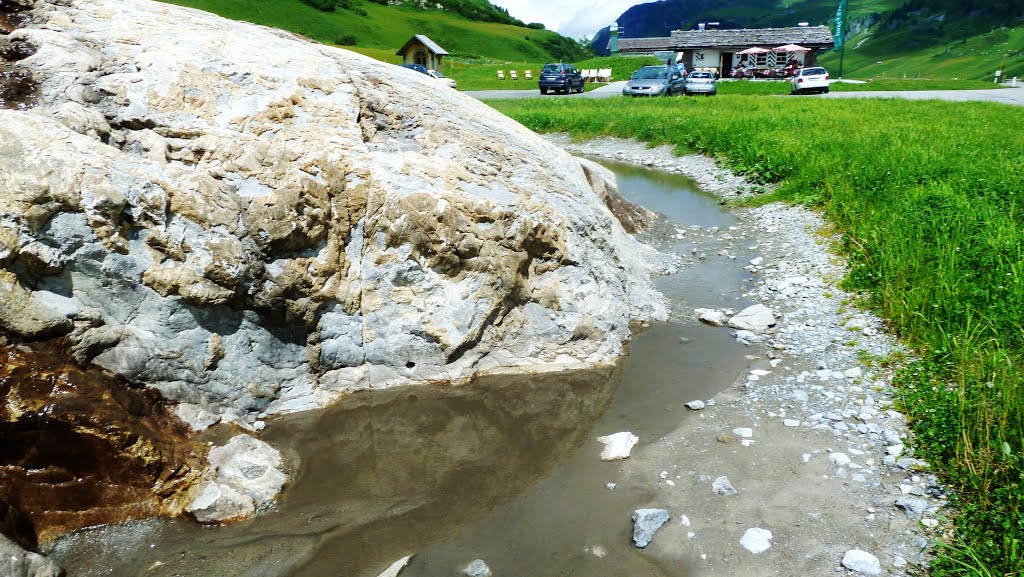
[49,162,755,577]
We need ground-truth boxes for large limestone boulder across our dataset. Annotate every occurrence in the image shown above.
[0,0,666,427]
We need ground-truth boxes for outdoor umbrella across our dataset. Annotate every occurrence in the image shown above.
[772,44,811,52]
[737,46,771,54]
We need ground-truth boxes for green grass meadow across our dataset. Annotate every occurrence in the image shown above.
[160,0,584,62]
[488,95,1024,575]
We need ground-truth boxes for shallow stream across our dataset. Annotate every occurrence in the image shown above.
[50,160,758,577]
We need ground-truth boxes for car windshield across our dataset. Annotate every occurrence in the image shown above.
[431,71,446,78]
[802,67,827,76]
[689,72,713,79]
[633,67,668,80]
[541,64,564,73]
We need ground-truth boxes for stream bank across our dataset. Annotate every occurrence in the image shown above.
[41,142,946,577]
[548,135,945,575]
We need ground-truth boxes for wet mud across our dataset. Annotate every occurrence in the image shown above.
[0,2,37,110]
[0,342,204,549]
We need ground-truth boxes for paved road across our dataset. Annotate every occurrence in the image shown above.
[464,82,628,100]
[819,85,1024,106]
[466,82,1024,106]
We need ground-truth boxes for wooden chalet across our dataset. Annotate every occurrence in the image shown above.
[617,25,835,75]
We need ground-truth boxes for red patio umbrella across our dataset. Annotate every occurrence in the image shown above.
[737,46,771,55]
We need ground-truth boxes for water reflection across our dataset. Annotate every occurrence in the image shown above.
[51,367,619,577]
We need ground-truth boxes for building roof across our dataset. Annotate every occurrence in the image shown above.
[619,26,834,53]
[395,34,449,56]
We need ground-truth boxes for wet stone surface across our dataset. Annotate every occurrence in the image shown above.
[0,3,37,110]
[0,342,205,547]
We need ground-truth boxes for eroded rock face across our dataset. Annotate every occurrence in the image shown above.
[0,0,666,427]
[0,342,204,545]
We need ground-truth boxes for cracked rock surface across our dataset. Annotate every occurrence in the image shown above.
[1,0,666,428]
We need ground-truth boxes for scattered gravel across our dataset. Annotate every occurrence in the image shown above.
[551,134,947,576]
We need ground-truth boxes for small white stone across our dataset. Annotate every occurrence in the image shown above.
[841,549,881,575]
[685,400,706,411]
[597,432,638,461]
[921,518,939,528]
[802,453,811,463]
[739,528,773,554]
[829,453,852,467]
[783,419,800,427]
[887,444,905,456]
[680,515,691,526]
[376,556,413,577]
[733,427,753,438]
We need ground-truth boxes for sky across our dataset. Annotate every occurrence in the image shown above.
[493,0,640,40]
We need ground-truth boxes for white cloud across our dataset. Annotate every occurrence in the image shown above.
[493,0,638,39]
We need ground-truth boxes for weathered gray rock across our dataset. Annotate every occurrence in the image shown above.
[727,304,776,332]
[841,549,882,575]
[1,0,667,423]
[894,496,928,520]
[632,508,670,548]
[185,434,286,522]
[0,535,63,577]
[685,400,706,410]
[712,476,738,496]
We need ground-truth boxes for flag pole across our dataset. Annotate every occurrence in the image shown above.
[835,0,848,78]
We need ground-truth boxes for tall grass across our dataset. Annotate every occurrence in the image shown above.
[488,96,1024,575]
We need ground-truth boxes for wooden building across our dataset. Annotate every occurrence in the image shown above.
[617,26,835,76]
[396,34,449,71]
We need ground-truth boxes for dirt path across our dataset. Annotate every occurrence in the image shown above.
[550,134,946,576]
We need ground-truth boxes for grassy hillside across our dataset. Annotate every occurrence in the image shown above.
[159,0,590,62]
[822,24,1024,80]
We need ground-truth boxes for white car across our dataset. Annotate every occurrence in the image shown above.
[790,67,830,94]
[428,69,457,89]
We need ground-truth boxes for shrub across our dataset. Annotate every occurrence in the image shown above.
[300,0,337,11]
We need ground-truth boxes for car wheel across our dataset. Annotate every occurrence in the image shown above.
[576,83,584,94]
[540,87,547,95]
[824,87,830,94]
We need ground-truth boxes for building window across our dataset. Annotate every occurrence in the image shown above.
[414,50,427,67]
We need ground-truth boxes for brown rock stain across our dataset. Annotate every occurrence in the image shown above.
[0,342,205,547]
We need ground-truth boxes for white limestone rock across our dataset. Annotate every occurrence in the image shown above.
[739,528,773,554]
[186,434,286,522]
[1,0,667,420]
[376,556,413,577]
[841,549,882,575]
[695,308,730,327]
[727,304,776,332]
[597,431,639,461]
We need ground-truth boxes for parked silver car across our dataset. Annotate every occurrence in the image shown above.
[684,71,717,96]
[621,65,685,97]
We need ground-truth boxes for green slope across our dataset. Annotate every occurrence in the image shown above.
[822,24,1024,80]
[159,0,590,62]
